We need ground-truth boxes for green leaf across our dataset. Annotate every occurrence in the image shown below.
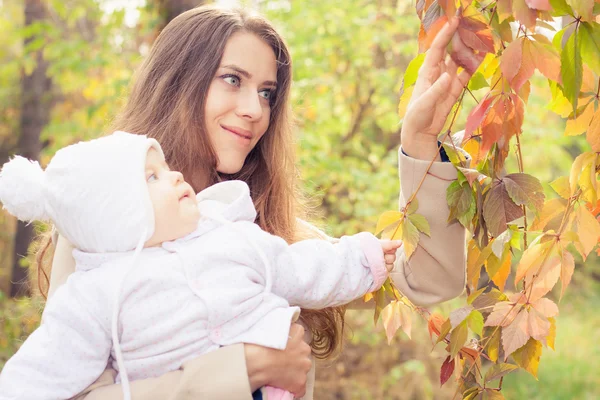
[450,320,468,358]
[579,22,600,76]
[549,0,574,16]
[561,29,583,114]
[408,213,431,236]
[468,310,484,337]
[484,363,519,383]
[447,181,476,228]
[402,53,426,88]
[468,71,489,91]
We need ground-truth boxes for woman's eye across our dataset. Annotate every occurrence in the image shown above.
[147,174,157,182]
[223,75,240,86]
[258,89,272,101]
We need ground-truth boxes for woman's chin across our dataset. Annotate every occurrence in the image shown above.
[216,161,244,175]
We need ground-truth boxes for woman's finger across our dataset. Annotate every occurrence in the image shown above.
[422,17,460,71]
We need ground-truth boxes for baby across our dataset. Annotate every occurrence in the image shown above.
[0,131,401,400]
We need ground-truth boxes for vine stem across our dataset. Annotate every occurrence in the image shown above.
[514,127,528,250]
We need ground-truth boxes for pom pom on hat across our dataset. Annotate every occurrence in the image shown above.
[0,156,49,222]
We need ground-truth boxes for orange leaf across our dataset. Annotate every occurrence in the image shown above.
[559,250,575,299]
[501,38,535,92]
[525,249,561,302]
[531,198,566,231]
[513,0,539,29]
[531,38,562,83]
[485,301,523,327]
[490,252,512,291]
[531,297,559,317]
[587,109,600,151]
[428,312,445,340]
[527,308,550,341]
[502,309,530,357]
[465,96,495,138]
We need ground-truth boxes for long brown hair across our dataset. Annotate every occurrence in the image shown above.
[38,6,344,359]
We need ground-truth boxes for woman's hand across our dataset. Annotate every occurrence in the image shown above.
[244,323,312,396]
[401,17,483,160]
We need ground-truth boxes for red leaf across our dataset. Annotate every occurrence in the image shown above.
[514,0,539,29]
[440,355,455,386]
[465,96,495,138]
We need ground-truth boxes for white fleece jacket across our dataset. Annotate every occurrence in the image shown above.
[0,181,387,400]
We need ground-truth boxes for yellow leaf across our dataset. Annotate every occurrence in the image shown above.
[399,302,412,339]
[569,152,597,196]
[450,321,468,358]
[587,109,600,151]
[565,101,595,136]
[375,211,403,236]
[525,246,561,302]
[400,218,420,259]
[573,205,600,260]
[381,301,402,344]
[514,241,553,284]
[550,176,571,199]
[512,338,542,378]
[485,327,501,363]
[531,198,566,231]
[467,239,483,289]
[398,85,414,119]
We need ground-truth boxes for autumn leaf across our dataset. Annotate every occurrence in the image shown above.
[468,310,484,337]
[531,198,566,231]
[561,29,583,113]
[484,363,519,383]
[545,317,557,350]
[503,173,545,213]
[450,320,469,357]
[570,0,594,21]
[485,301,523,327]
[501,308,530,357]
[408,213,431,236]
[483,179,524,237]
[501,37,535,92]
[515,241,554,283]
[512,337,543,377]
[559,250,575,299]
[487,252,512,291]
[381,301,403,344]
[586,109,600,151]
[565,100,595,136]
[465,96,494,138]
[531,36,562,83]
[440,355,455,386]
[550,176,570,199]
[375,210,404,236]
[571,204,600,259]
[428,312,445,340]
[447,180,476,228]
[513,0,539,29]
[524,248,562,302]
[579,21,600,75]
[485,326,502,362]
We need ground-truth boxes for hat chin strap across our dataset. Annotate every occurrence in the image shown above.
[111,229,147,400]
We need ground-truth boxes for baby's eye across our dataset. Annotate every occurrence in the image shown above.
[147,174,157,182]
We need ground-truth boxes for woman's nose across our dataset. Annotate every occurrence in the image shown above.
[235,88,263,121]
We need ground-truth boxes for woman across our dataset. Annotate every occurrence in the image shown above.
[42,6,473,400]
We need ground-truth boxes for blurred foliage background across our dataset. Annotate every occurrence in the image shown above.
[0,0,598,398]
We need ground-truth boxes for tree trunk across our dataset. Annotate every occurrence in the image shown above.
[11,0,52,297]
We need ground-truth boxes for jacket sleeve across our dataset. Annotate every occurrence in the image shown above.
[48,235,255,400]
[0,276,111,400]
[389,146,469,306]
[266,230,388,308]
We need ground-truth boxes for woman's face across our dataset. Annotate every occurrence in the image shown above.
[204,32,278,174]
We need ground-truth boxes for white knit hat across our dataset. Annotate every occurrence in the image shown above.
[0,131,163,253]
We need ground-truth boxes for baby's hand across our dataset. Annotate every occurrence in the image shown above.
[380,240,403,272]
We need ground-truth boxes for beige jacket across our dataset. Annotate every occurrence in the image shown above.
[47,148,467,400]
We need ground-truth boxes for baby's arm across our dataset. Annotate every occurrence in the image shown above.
[0,274,111,400]
[268,231,397,308]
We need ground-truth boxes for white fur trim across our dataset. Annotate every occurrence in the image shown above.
[0,156,49,222]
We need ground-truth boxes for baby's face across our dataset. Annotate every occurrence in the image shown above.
[144,148,200,247]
